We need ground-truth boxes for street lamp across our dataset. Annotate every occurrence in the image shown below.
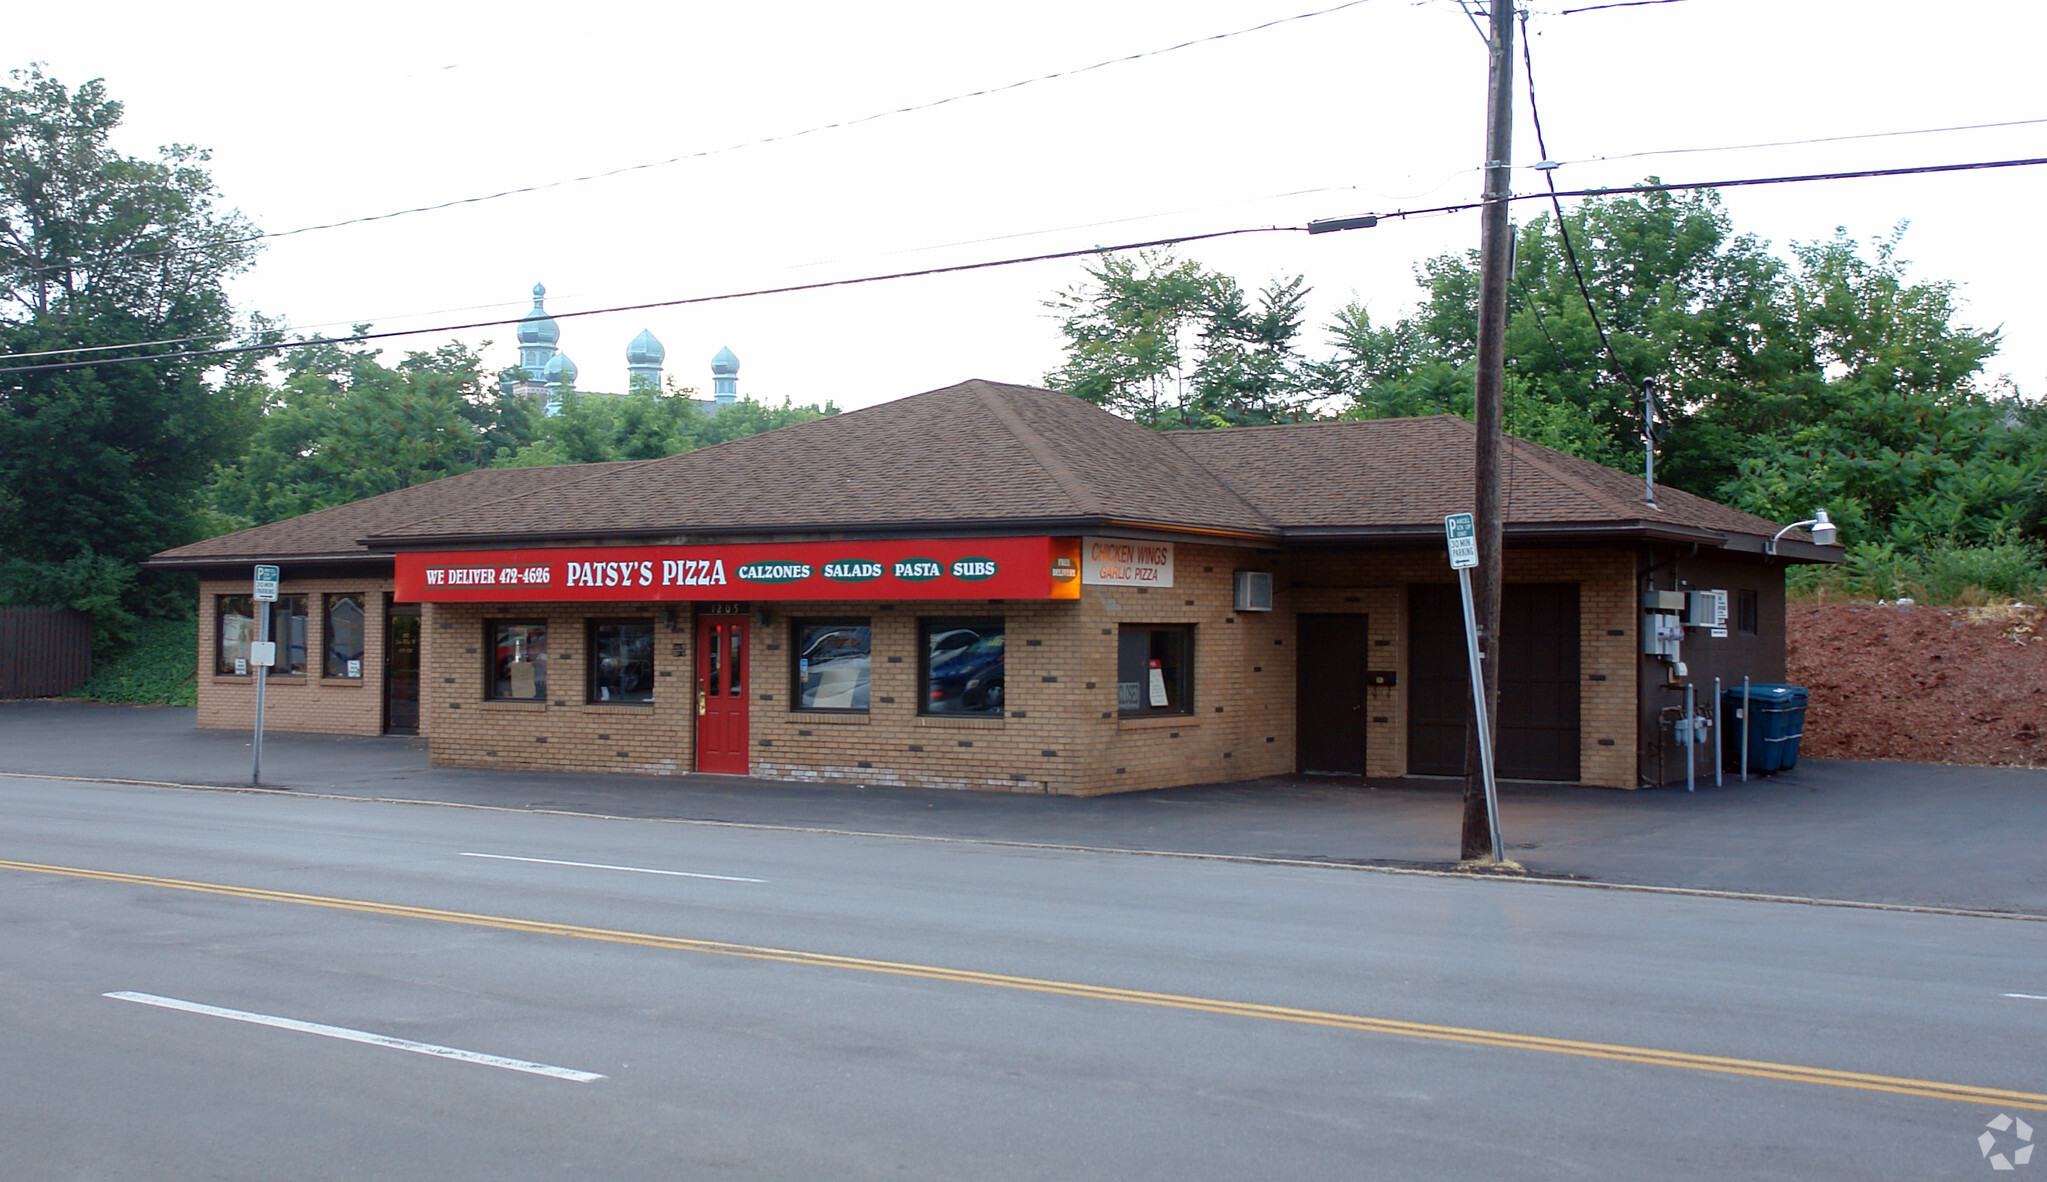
[1766,509,1837,555]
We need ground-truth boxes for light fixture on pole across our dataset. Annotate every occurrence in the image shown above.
[1766,510,1837,555]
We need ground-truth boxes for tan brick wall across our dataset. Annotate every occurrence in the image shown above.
[196,576,395,737]
[421,600,698,777]
[413,544,1293,796]
[195,546,1645,791]
[1276,548,1639,789]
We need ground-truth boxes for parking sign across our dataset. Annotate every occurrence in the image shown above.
[1444,513,1478,569]
[253,564,280,602]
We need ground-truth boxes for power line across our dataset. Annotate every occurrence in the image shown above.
[0,227,1298,378]
[0,185,1369,363]
[12,152,2047,378]
[0,0,1382,286]
[1518,11,1637,399]
[1537,116,2047,171]
[1357,154,2047,223]
[1558,0,1690,13]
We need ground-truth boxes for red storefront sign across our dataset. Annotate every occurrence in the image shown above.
[395,537,1083,603]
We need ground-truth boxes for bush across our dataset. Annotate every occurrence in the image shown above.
[1790,537,2047,604]
[65,615,197,706]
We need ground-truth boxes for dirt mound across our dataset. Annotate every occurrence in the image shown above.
[1787,601,2047,767]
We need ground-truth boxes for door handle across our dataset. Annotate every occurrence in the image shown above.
[697,683,707,716]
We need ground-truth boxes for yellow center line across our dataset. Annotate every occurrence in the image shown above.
[9,856,2044,1111]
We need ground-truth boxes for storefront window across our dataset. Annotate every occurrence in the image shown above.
[216,594,307,676]
[794,620,869,711]
[921,618,1004,716]
[324,594,366,679]
[589,619,655,704]
[489,621,548,700]
[1117,625,1192,716]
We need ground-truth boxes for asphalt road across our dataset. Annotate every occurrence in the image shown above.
[3,773,2042,1179]
[8,701,2047,915]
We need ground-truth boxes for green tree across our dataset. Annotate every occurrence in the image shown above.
[492,381,837,468]
[1044,250,1214,427]
[1312,188,2030,560]
[208,336,502,527]
[1189,274,1315,426]
[1046,250,1324,428]
[0,65,262,631]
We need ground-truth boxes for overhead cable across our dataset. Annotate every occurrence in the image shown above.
[11,154,2047,377]
[0,227,1297,377]
[0,0,1381,285]
[1538,116,2047,171]
[1518,11,1637,398]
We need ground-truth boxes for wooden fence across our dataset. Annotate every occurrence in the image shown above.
[0,607,93,698]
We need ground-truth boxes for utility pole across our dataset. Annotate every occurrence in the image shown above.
[1463,0,1516,862]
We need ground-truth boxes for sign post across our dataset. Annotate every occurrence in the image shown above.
[251,564,279,786]
[1444,514,1504,862]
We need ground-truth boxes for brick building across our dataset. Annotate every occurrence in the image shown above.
[147,379,1836,792]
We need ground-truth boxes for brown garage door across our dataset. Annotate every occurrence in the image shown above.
[1407,583,1581,781]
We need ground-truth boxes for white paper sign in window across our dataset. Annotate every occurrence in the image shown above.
[1080,538,1174,588]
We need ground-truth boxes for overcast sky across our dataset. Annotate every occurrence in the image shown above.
[16,0,2046,409]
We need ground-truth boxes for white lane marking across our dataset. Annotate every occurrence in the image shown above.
[104,992,604,1082]
[459,851,765,882]
[2005,992,2047,1000]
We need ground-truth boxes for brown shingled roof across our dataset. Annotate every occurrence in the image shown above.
[150,382,1812,567]
[1167,414,1792,542]
[366,379,1274,546]
[145,461,648,567]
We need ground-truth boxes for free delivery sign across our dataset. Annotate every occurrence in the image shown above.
[395,537,1083,603]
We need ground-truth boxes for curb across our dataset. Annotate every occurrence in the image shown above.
[5,769,2042,924]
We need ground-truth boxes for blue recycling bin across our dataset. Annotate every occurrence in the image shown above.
[1722,683,1808,774]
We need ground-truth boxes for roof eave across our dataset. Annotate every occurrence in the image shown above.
[1716,534,1845,564]
[363,515,1278,550]
[143,550,389,571]
[1278,520,1731,546]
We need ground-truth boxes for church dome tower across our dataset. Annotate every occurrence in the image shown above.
[515,283,560,380]
[543,350,577,390]
[626,329,665,392]
[711,346,739,406]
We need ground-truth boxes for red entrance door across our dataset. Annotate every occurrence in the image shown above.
[695,614,750,774]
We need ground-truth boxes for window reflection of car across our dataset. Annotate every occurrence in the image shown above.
[803,653,869,709]
[925,627,981,669]
[927,633,1004,712]
[596,634,653,696]
[801,627,871,709]
[802,628,866,661]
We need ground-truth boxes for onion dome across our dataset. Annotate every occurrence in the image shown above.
[543,351,577,385]
[710,345,739,376]
[517,282,560,347]
[626,329,666,366]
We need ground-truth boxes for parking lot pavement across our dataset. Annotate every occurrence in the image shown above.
[3,699,2042,915]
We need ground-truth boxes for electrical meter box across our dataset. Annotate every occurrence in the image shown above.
[1686,589,1728,630]
[1642,616,1685,659]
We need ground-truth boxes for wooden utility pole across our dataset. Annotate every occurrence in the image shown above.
[1463,0,1516,861]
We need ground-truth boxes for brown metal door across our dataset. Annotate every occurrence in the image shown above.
[694,614,750,774]
[1296,614,1369,774]
[1406,587,1467,776]
[1406,583,1581,781]
[1497,583,1580,782]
